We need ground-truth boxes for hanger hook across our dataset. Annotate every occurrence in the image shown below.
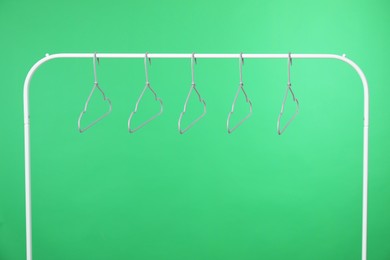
[239,52,244,85]
[191,52,196,85]
[144,52,151,84]
[288,52,292,86]
[93,52,99,85]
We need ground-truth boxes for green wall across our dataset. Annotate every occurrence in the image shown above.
[0,0,389,259]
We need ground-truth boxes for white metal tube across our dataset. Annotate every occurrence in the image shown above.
[340,57,369,260]
[23,53,346,59]
[23,53,369,260]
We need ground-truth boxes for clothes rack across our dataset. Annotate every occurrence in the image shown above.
[23,53,369,260]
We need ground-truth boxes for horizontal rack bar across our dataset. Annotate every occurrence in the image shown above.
[42,53,346,59]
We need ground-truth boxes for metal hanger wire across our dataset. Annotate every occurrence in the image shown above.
[178,53,207,134]
[78,52,112,133]
[277,52,300,135]
[227,52,253,133]
[128,52,163,133]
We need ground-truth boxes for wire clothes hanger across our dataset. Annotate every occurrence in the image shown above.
[277,52,300,135]
[178,53,207,134]
[227,52,253,133]
[128,52,163,133]
[78,52,112,133]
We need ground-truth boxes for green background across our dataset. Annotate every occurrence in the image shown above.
[0,0,389,259]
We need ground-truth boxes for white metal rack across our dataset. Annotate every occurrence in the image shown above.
[23,53,369,260]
